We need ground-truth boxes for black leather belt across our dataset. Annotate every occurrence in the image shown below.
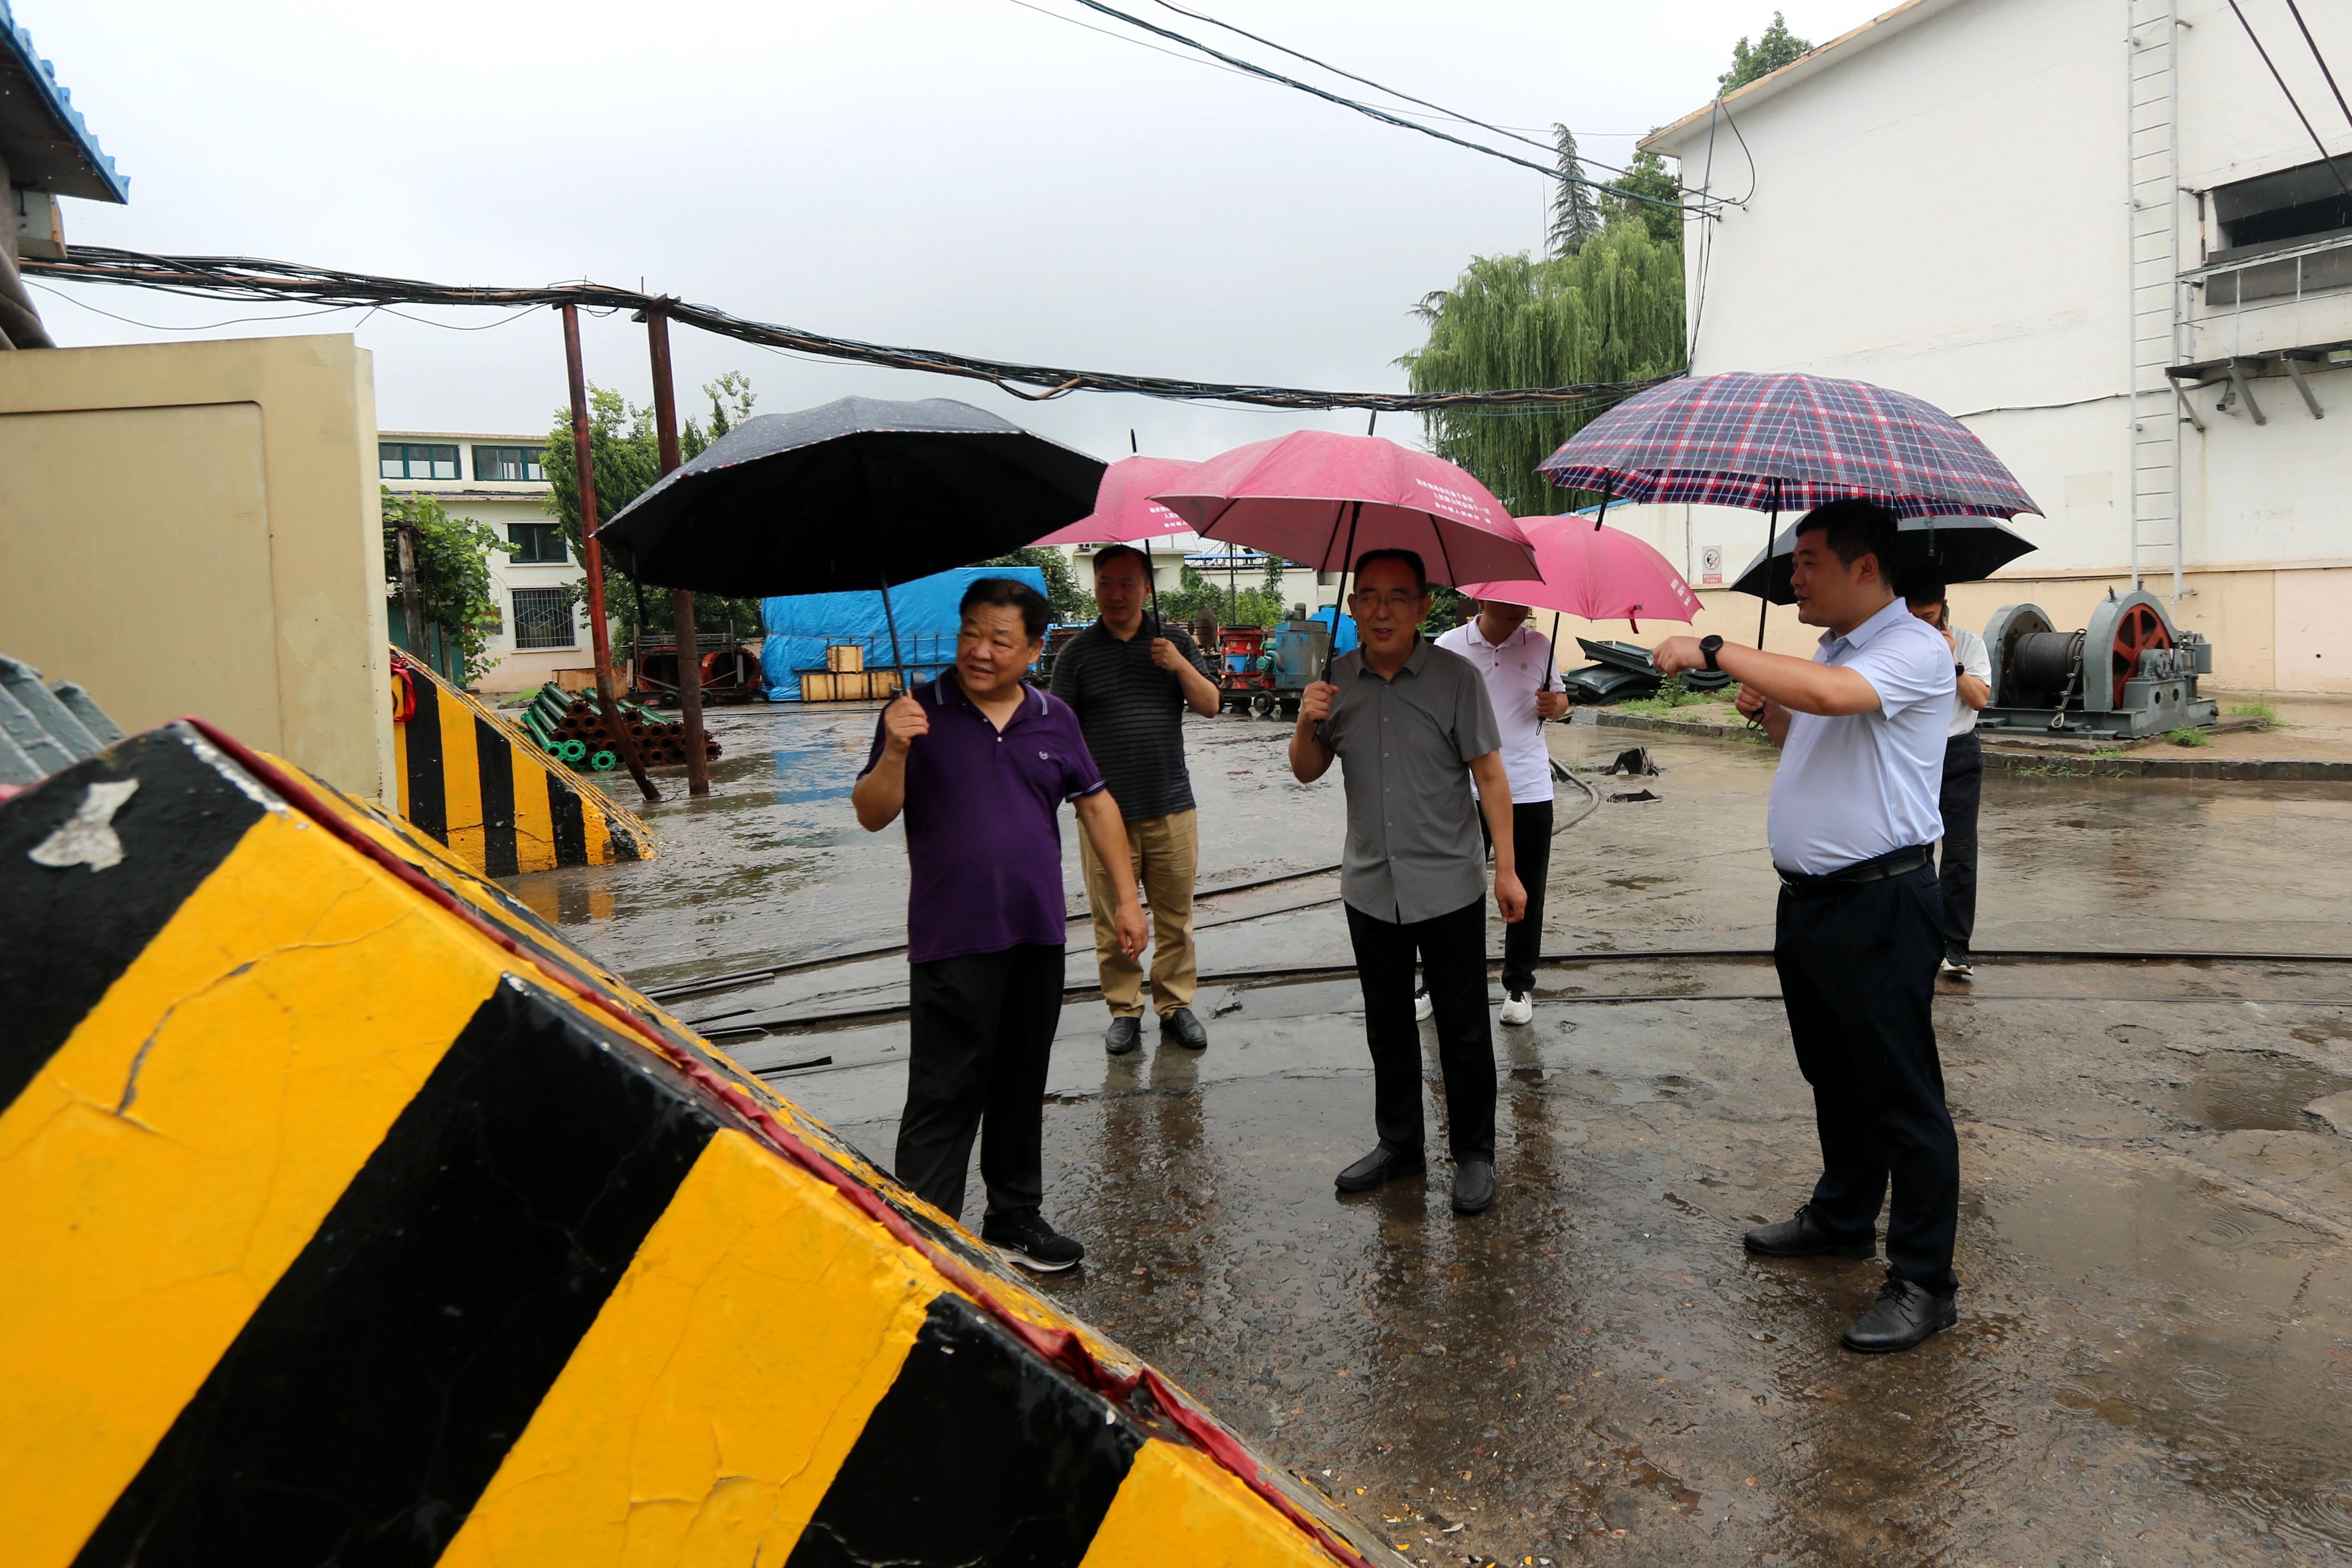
[1775,844,1935,892]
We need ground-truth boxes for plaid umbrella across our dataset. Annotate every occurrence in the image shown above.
[1536,371,2042,519]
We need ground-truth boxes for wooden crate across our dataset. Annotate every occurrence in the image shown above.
[799,668,901,702]
[825,644,865,673]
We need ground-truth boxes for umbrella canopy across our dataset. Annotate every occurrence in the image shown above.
[1732,514,2039,605]
[1152,430,1536,587]
[1029,455,1198,548]
[1538,372,2042,519]
[1457,514,1701,628]
[596,396,1105,595]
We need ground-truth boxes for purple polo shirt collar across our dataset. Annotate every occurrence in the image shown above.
[860,668,1106,965]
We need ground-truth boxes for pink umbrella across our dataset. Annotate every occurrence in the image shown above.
[1028,454,1198,548]
[1459,514,1700,631]
[1151,431,1537,588]
[1459,512,1700,689]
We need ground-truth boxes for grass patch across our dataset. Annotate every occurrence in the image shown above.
[1616,675,1719,716]
[2228,696,2277,731]
[2089,744,2129,759]
[2167,726,2210,747]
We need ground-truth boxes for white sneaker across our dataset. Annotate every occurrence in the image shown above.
[1413,986,1434,1022]
[1500,990,1534,1026]
[1939,956,1974,980]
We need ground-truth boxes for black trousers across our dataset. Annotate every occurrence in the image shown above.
[896,943,1065,1221]
[1346,898,1496,1162]
[1774,865,1960,1292]
[1938,733,1983,960]
[1481,798,1553,995]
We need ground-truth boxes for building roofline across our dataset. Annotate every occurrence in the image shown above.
[1640,0,1968,156]
[0,0,127,203]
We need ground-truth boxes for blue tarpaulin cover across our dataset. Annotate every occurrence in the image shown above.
[1309,606,1360,655]
[759,566,1049,700]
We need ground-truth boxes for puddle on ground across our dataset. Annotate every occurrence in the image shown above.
[1988,1164,2352,1555]
[2172,1052,2352,1131]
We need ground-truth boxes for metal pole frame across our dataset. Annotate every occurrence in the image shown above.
[561,303,659,803]
[644,306,711,797]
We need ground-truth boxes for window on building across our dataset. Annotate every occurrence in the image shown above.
[2205,155,2352,307]
[473,444,546,483]
[2214,154,2352,253]
[379,442,460,480]
[507,523,568,564]
[511,587,577,650]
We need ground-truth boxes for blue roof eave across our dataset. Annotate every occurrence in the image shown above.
[0,0,127,204]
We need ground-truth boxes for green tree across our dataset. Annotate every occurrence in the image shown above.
[1155,563,1288,632]
[383,488,512,685]
[540,373,764,646]
[980,546,1097,622]
[1720,12,1812,92]
[1600,147,1684,246]
[1548,124,1602,256]
[1399,219,1686,517]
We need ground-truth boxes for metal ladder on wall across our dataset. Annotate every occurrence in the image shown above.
[2126,0,2188,597]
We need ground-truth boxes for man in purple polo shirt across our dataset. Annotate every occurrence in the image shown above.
[853,576,1147,1272]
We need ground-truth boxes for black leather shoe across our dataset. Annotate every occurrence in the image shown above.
[1451,1159,1496,1215]
[1743,1205,1877,1260]
[1161,1008,1208,1050]
[1335,1143,1424,1193]
[1105,1016,1142,1055]
[1841,1276,1957,1353]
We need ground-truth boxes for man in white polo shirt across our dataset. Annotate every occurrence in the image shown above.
[1654,500,1961,1355]
[1436,598,1569,1025]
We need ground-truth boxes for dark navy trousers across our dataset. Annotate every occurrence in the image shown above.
[1773,864,1961,1292]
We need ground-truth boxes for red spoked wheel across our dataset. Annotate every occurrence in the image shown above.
[2109,603,2170,708]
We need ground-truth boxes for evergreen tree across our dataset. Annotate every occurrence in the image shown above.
[1601,148,1684,246]
[1547,124,1601,257]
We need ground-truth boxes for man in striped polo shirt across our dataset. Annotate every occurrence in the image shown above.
[1050,545,1223,1055]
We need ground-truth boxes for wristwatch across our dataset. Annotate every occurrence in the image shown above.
[1699,634,1724,672]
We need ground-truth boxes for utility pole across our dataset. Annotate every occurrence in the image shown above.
[393,521,427,657]
[643,303,710,797]
[561,303,659,803]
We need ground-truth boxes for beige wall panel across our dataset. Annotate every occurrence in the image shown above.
[0,336,391,800]
[2274,569,2352,696]
[0,402,281,745]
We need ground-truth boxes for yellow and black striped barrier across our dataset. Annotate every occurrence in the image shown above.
[392,651,652,876]
[0,719,1394,1568]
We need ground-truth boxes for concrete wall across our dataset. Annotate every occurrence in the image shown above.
[0,334,393,799]
[1645,0,2352,689]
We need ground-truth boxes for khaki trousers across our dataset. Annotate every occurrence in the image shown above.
[1078,808,1198,1018]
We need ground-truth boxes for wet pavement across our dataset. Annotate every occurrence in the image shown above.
[515,700,2352,1566]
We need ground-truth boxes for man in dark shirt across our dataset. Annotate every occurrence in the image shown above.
[853,577,1147,1272]
[1049,544,1223,1055]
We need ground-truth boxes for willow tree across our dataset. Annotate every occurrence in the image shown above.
[1398,220,1685,517]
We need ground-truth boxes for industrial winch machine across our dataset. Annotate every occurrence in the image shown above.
[1979,587,2216,738]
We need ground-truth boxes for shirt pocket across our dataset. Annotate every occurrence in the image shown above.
[1017,744,1082,800]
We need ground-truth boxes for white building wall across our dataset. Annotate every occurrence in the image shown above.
[1643,0,2352,690]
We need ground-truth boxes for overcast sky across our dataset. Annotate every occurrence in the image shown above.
[29,0,1889,463]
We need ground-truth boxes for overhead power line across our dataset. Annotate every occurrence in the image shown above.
[2279,0,2352,133]
[1135,0,1663,188]
[1060,0,1706,213]
[23,245,1680,413]
[2224,0,2352,195]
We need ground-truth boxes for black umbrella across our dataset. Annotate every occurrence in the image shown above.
[596,396,1105,682]
[1731,514,2037,606]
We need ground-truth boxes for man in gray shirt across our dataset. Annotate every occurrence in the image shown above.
[1288,549,1528,1215]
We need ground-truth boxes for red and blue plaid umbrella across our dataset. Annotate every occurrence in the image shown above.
[1537,371,2042,519]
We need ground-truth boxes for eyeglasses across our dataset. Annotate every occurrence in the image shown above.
[1349,590,1425,613]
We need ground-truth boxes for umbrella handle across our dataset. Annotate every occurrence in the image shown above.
[1593,489,1611,532]
[1756,480,1780,648]
[878,569,909,696]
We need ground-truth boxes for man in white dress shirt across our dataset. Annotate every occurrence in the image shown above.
[1905,579,1992,979]
[1654,500,1961,1354]
[1435,600,1569,1025]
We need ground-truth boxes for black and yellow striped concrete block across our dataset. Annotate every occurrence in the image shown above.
[0,720,1393,1568]
[393,652,652,876]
